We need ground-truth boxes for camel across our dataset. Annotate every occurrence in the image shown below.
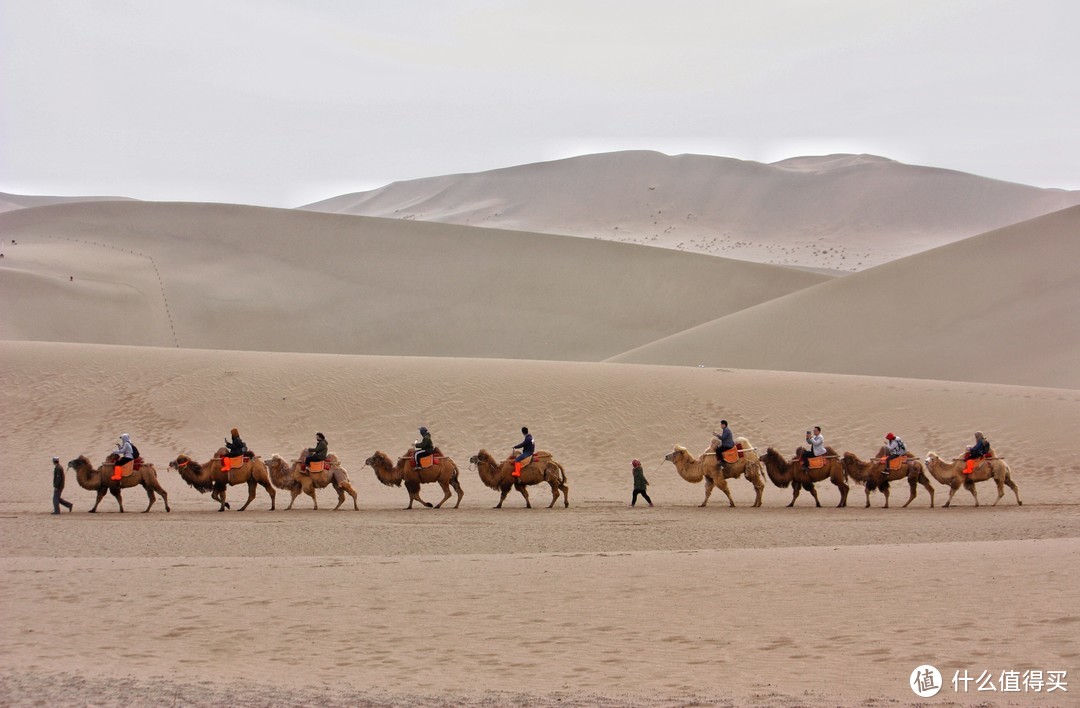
[840,448,935,508]
[364,448,463,509]
[67,454,170,513]
[168,449,276,511]
[664,445,735,507]
[760,447,850,507]
[469,449,569,508]
[924,451,1021,508]
[707,437,766,507]
[265,450,359,510]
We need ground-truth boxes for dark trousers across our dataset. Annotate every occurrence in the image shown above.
[632,489,652,506]
[801,450,817,469]
[53,488,72,513]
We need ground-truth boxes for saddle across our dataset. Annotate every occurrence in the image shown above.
[305,460,326,473]
[721,444,742,464]
[880,457,906,471]
[807,456,826,470]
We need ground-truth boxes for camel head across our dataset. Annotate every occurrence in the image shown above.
[664,445,690,464]
[68,455,91,470]
[925,451,940,468]
[169,454,194,471]
[470,449,496,467]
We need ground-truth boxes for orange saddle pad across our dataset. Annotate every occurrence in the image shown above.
[721,448,740,464]
[886,457,905,471]
[307,460,326,473]
[807,456,826,470]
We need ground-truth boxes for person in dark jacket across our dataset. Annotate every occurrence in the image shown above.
[963,431,990,474]
[512,427,534,477]
[414,427,434,468]
[713,420,735,466]
[305,432,328,470]
[52,456,73,514]
[631,459,653,507]
[223,428,247,471]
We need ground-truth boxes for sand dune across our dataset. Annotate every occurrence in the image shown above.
[301,151,1080,270]
[610,206,1080,389]
[0,200,828,360]
[0,191,137,214]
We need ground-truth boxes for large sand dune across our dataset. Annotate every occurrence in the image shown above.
[301,151,1080,270]
[610,205,1080,389]
[0,201,828,360]
[0,190,137,214]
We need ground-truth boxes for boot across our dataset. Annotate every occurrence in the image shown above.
[111,465,123,481]
[513,461,521,477]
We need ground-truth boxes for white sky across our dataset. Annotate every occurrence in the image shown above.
[1,0,1077,207]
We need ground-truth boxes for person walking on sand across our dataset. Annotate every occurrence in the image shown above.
[52,456,73,514]
[631,459,653,507]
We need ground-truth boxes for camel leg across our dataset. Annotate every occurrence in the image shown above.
[495,486,511,509]
[452,480,463,509]
[434,481,452,509]
[89,488,108,512]
[285,487,300,510]
[882,482,891,509]
[943,483,958,508]
[920,475,936,508]
[308,488,319,510]
[807,483,822,508]
[719,482,735,507]
[700,478,714,507]
[561,483,569,508]
[518,484,532,509]
[788,484,800,507]
[344,483,359,510]
[155,482,170,512]
[751,477,764,508]
[546,481,559,509]
[111,486,125,513]
[902,478,918,508]
[967,481,979,507]
[1005,478,1021,506]
[261,480,277,510]
[237,480,257,511]
[142,485,156,513]
[992,479,1006,506]
[835,481,849,508]
[864,485,872,508]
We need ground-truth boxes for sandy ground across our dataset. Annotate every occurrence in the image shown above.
[1,341,1078,706]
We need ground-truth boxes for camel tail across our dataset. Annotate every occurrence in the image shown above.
[554,460,567,485]
[449,459,460,485]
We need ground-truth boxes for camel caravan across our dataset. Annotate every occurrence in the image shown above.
[63,427,1019,512]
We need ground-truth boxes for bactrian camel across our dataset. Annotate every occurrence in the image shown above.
[924,451,1021,508]
[68,454,170,513]
[365,448,463,509]
[760,447,850,507]
[840,448,935,508]
[664,445,736,507]
[707,436,766,507]
[266,450,359,510]
[469,449,569,508]
[168,449,276,511]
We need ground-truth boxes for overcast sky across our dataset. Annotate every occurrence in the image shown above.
[1,0,1077,207]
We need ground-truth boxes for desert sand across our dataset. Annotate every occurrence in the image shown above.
[2,154,1078,706]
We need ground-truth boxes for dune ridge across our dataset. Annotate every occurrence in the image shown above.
[301,150,1080,270]
[609,205,1080,389]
